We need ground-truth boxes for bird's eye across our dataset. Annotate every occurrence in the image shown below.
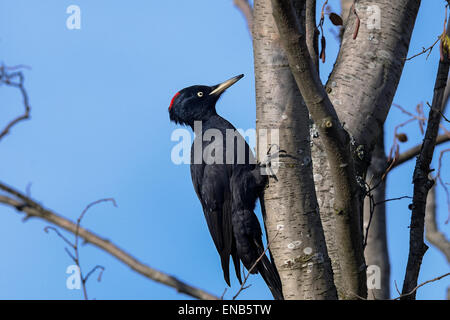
[197,91,204,97]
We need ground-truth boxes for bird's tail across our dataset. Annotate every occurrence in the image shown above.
[256,251,284,300]
[257,196,283,300]
[258,195,277,264]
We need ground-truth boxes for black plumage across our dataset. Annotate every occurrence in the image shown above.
[168,74,283,300]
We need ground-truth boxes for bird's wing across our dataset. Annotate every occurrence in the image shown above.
[193,163,234,286]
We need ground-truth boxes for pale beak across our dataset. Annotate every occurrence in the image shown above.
[209,74,244,96]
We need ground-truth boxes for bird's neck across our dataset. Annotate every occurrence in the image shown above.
[189,114,223,132]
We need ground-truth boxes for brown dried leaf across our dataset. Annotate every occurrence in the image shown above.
[320,35,326,63]
[396,133,408,143]
[329,13,343,26]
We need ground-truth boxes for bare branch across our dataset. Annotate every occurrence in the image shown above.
[395,273,450,300]
[44,226,76,249]
[233,0,253,35]
[0,181,218,300]
[363,194,412,250]
[363,132,391,299]
[0,65,31,141]
[405,36,441,61]
[374,196,413,206]
[392,134,450,169]
[305,0,319,70]
[84,265,105,283]
[68,198,116,299]
[354,272,450,300]
[401,18,450,298]
[425,184,450,263]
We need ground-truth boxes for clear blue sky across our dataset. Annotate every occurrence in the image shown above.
[0,0,448,299]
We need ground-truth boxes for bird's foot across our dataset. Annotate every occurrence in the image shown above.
[257,144,286,182]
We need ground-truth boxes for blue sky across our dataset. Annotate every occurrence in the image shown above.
[0,0,448,300]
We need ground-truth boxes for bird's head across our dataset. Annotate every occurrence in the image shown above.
[168,74,244,126]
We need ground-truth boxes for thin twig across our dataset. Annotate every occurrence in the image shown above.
[392,134,450,169]
[44,226,75,249]
[394,273,450,300]
[374,196,412,206]
[77,198,116,299]
[233,0,253,35]
[426,101,450,123]
[363,194,412,250]
[404,37,441,61]
[0,65,31,141]
[47,198,116,300]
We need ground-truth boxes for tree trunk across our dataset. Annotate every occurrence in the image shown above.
[252,0,337,299]
[363,132,390,299]
[313,0,420,297]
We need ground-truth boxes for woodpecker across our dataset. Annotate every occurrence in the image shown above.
[168,74,283,300]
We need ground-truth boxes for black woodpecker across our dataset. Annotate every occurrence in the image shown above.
[168,74,283,300]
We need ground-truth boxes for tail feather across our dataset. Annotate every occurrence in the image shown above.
[257,254,284,300]
[258,195,283,299]
[258,195,277,265]
[231,239,243,284]
[220,255,231,286]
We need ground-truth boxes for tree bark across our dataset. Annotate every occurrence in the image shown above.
[271,0,366,299]
[363,132,390,299]
[327,0,421,175]
[312,0,420,297]
[252,0,337,299]
[425,184,450,263]
[402,46,450,299]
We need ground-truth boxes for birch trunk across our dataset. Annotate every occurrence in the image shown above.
[363,132,390,299]
[253,0,337,299]
[313,0,420,297]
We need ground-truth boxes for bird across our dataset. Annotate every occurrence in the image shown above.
[168,74,283,300]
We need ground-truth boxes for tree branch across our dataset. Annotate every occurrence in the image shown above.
[0,65,31,142]
[401,22,450,298]
[233,0,253,35]
[425,184,450,263]
[305,0,319,71]
[0,181,219,300]
[396,272,450,300]
[326,0,420,175]
[392,134,450,169]
[363,132,391,299]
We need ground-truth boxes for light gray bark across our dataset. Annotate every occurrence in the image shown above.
[425,184,450,263]
[327,0,421,172]
[271,0,366,299]
[252,0,337,299]
[363,132,390,300]
[340,0,353,25]
[250,0,421,299]
[312,0,420,297]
